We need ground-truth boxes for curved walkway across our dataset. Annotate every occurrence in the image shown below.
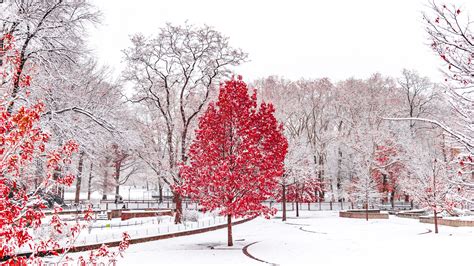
[418,228,433,235]
[242,241,278,265]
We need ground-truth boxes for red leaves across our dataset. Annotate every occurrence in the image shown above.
[372,143,404,195]
[78,232,131,264]
[118,232,131,253]
[278,178,321,203]
[0,35,90,264]
[180,77,288,219]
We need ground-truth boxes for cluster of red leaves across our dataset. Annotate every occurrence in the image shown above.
[371,143,404,198]
[76,232,131,266]
[0,35,130,264]
[275,178,321,203]
[0,34,79,264]
[179,76,288,219]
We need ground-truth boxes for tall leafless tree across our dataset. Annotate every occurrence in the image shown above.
[123,23,247,223]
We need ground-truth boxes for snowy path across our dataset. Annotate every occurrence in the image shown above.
[108,211,472,265]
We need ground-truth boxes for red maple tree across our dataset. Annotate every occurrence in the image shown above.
[179,76,288,246]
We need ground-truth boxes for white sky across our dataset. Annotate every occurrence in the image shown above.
[87,0,473,83]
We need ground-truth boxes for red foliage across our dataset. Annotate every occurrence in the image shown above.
[284,178,321,203]
[0,35,129,264]
[371,142,404,199]
[179,76,288,219]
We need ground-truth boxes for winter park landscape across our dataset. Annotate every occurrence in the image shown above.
[1,0,474,265]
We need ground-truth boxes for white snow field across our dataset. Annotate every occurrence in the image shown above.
[104,211,473,266]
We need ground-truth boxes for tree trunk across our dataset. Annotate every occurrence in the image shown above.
[227,214,233,246]
[158,182,163,203]
[174,192,183,224]
[74,152,85,204]
[336,147,343,200]
[296,201,299,217]
[434,209,439,234]
[318,153,325,199]
[7,53,26,114]
[102,156,111,200]
[282,184,287,222]
[87,161,93,201]
[365,202,369,221]
[390,191,395,209]
[114,159,122,199]
[102,165,108,200]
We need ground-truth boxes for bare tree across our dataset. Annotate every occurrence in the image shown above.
[389,2,473,198]
[123,23,247,223]
[0,0,100,111]
[397,69,439,129]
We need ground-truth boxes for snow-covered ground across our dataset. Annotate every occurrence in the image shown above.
[105,211,473,266]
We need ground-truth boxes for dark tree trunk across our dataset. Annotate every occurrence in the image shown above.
[365,202,369,221]
[87,161,93,201]
[227,214,233,246]
[336,147,343,200]
[390,191,395,208]
[158,183,163,203]
[318,154,325,199]
[434,209,439,234]
[102,156,110,200]
[114,158,122,198]
[296,201,299,217]
[282,184,287,222]
[174,192,183,224]
[7,47,27,114]
[74,152,85,204]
